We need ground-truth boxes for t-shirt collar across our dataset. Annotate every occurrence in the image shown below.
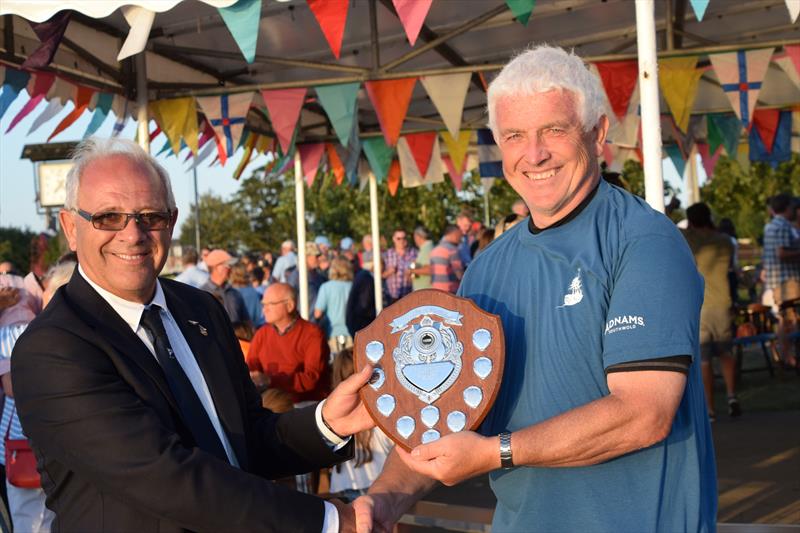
[78,264,167,333]
[528,180,601,235]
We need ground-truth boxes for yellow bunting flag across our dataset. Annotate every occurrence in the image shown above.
[658,56,703,133]
[149,97,199,155]
[440,130,472,174]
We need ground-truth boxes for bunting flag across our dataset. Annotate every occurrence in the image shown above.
[669,114,705,159]
[387,160,402,196]
[218,0,262,63]
[149,97,199,155]
[6,72,55,132]
[82,92,114,138]
[22,12,71,69]
[689,0,709,21]
[752,109,781,153]
[48,85,94,141]
[298,143,326,187]
[188,141,218,170]
[149,124,162,143]
[397,135,444,188]
[697,142,722,179]
[787,0,800,23]
[110,96,128,137]
[392,0,432,46]
[344,121,361,186]
[594,60,638,120]
[749,110,792,166]
[402,132,437,176]
[420,73,471,138]
[664,144,686,177]
[156,138,178,157]
[708,48,774,128]
[505,0,536,25]
[233,133,259,179]
[261,88,307,154]
[362,136,395,182]
[365,78,417,146]
[774,54,800,91]
[326,143,345,185]
[442,155,463,191]
[307,0,349,59]
[707,113,741,157]
[315,82,360,147]
[0,68,31,120]
[117,6,155,60]
[28,98,63,134]
[197,92,253,156]
[786,44,800,77]
[608,112,641,146]
[658,56,703,133]
[441,130,471,174]
[477,128,503,178]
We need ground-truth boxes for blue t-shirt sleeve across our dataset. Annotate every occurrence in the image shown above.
[315,283,329,313]
[602,233,703,369]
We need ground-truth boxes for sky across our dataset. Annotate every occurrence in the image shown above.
[0,92,696,237]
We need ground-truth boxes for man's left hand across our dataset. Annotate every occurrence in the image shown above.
[395,431,498,486]
[322,364,374,436]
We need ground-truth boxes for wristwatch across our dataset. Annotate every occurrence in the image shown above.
[499,431,514,469]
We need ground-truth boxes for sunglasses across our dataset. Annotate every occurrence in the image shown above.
[75,209,173,231]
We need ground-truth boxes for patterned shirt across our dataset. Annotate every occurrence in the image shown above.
[762,215,800,290]
[383,247,417,300]
[430,239,464,293]
[0,323,28,463]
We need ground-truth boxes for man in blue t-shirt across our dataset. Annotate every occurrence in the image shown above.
[354,45,716,532]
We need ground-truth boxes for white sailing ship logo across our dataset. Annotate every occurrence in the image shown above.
[557,269,583,308]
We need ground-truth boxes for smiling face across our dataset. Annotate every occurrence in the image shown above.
[60,155,177,303]
[495,90,608,228]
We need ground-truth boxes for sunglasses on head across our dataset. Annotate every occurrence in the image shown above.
[75,209,173,231]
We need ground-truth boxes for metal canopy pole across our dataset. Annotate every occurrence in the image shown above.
[294,152,309,319]
[193,166,201,252]
[134,52,149,152]
[635,0,665,213]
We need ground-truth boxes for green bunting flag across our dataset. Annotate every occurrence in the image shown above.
[362,136,395,183]
[219,0,262,63]
[707,113,742,158]
[505,0,535,25]
[315,82,360,147]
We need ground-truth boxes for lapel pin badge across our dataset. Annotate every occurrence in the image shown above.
[188,320,209,336]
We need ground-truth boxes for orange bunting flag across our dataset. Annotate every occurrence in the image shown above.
[299,143,326,187]
[261,88,307,155]
[48,85,94,141]
[403,132,437,176]
[594,60,639,120]
[392,0,433,47]
[753,109,781,153]
[658,56,703,133]
[387,160,402,196]
[307,0,349,59]
[365,78,417,146]
[326,143,345,185]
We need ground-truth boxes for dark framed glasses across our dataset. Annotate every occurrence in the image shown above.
[74,209,173,231]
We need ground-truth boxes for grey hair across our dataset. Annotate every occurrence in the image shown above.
[64,137,176,211]
[281,240,296,251]
[413,226,429,240]
[487,45,608,136]
[43,261,77,300]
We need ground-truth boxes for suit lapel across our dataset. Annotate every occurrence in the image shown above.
[64,271,179,414]
[162,283,248,468]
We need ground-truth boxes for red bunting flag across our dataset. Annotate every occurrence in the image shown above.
[392,0,433,47]
[387,160,402,196]
[594,60,639,120]
[48,85,94,141]
[307,0,349,59]
[787,45,800,78]
[403,132,437,176]
[753,109,781,153]
[365,78,417,146]
[299,143,326,187]
[326,143,345,185]
[261,88,307,154]
[6,72,55,133]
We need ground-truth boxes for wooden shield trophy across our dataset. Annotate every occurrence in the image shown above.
[354,289,504,450]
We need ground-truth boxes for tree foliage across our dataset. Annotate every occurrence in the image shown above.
[179,193,252,251]
[700,154,800,241]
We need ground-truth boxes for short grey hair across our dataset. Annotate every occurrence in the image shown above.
[487,45,608,136]
[64,137,176,211]
[413,226,429,240]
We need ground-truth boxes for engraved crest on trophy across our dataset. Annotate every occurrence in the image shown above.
[355,289,504,450]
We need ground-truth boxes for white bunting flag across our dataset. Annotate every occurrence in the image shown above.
[420,72,471,138]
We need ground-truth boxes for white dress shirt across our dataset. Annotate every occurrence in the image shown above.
[78,267,341,532]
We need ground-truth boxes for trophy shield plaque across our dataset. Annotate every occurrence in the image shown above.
[354,289,504,450]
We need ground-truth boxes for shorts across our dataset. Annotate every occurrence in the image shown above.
[773,278,800,306]
[699,307,733,362]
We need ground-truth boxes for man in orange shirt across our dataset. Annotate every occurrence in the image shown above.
[247,283,330,403]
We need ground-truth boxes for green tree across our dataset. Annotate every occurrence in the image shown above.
[179,193,252,251]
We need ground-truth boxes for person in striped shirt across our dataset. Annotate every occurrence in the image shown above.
[428,226,464,293]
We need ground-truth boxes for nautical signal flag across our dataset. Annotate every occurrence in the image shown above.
[708,48,774,129]
[196,92,253,157]
[477,128,503,179]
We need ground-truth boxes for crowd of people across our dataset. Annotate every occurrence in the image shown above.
[0,43,796,533]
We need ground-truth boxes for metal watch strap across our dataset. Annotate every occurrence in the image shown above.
[499,431,513,468]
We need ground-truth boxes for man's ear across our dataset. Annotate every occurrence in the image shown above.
[286,299,297,314]
[59,209,78,252]
[593,115,610,157]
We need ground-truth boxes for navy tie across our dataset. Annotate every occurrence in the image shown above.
[139,306,229,462]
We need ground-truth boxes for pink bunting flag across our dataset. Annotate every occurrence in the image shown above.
[403,132,437,176]
[392,0,433,47]
[6,72,55,133]
[261,88,307,154]
[697,143,723,179]
[786,45,800,78]
[299,143,326,187]
[442,155,463,191]
[753,109,780,153]
[48,85,94,141]
[307,0,349,59]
